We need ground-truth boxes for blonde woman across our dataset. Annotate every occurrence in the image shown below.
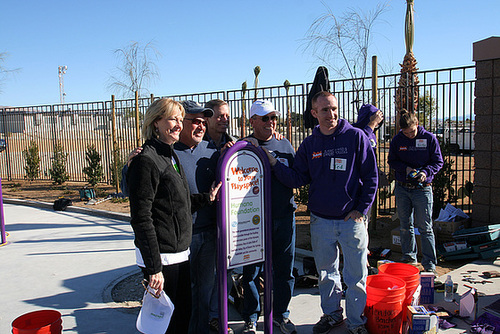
[128,98,219,334]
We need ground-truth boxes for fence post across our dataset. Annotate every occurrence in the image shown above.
[241,82,247,138]
[135,91,140,147]
[370,55,379,229]
[111,95,119,193]
[284,80,292,142]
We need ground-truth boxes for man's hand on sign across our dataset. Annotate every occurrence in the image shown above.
[209,181,222,202]
[263,148,277,167]
[242,137,259,147]
[242,137,277,166]
[221,141,235,154]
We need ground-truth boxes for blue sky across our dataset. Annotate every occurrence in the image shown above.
[1,0,498,107]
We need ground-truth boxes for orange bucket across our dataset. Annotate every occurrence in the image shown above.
[365,274,406,334]
[12,310,62,334]
[378,263,421,319]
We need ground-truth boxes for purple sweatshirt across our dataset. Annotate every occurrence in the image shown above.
[273,119,378,219]
[353,104,380,149]
[388,125,443,183]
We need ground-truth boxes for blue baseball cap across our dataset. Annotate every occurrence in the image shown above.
[182,100,214,117]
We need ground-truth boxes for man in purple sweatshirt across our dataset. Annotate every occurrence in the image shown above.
[388,111,443,273]
[353,103,384,150]
[262,91,378,334]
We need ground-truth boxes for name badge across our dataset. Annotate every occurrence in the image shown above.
[331,158,347,171]
[416,139,427,148]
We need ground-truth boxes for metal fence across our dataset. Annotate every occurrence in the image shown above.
[0,65,475,214]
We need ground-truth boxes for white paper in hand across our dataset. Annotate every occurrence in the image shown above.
[137,286,175,334]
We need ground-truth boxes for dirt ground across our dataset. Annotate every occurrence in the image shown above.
[1,180,471,309]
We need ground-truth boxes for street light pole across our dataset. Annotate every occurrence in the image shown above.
[58,65,67,104]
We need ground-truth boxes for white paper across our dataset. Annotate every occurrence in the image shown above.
[436,203,470,222]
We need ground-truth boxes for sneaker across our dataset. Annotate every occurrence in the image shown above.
[209,318,234,334]
[423,268,438,276]
[312,314,345,334]
[349,325,368,334]
[399,256,418,265]
[273,317,297,334]
[243,320,257,334]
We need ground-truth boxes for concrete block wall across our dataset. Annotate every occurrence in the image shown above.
[472,37,500,226]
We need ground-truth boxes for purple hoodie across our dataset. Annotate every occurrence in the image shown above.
[388,125,443,183]
[273,119,378,219]
[353,104,380,149]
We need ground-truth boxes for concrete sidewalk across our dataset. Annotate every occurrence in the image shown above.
[1,201,499,333]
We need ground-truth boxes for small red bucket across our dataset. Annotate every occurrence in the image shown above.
[12,310,62,334]
[365,274,407,334]
[378,262,421,321]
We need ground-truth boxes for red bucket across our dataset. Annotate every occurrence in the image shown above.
[378,263,421,319]
[365,274,406,334]
[12,310,62,334]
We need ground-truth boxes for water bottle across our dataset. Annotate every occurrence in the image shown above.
[444,275,454,302]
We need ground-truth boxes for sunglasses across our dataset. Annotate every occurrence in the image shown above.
[258,115,278,122]
[184,118,207,126]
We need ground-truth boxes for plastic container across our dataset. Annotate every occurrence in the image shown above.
[378,262,421,320]
[365,274,407,334]
[12,310,62,334]
[444,275,454,302]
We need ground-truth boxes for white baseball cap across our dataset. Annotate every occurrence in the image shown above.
[250,100,280,117]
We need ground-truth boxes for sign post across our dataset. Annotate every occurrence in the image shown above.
[217,141,273,334]
[0,177,7,246]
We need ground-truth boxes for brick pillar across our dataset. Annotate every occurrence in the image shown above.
[472,36,500,226]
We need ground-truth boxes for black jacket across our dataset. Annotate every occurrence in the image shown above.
[128,138,210,275]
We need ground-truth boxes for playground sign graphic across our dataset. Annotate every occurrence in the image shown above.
[223,150,265,269]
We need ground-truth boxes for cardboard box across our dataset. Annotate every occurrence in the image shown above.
[433,217,471,242]
[391,227,422,255]
[406,305,438,334]
[419,273,434,304]
[442,241,467,252]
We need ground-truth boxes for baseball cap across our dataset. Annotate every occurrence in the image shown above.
[182,100,214,117]
[250,100,280,118]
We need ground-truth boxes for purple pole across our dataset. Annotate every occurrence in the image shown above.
[217,141,273,334]
[217,157,229,334]
[0,177,7,245]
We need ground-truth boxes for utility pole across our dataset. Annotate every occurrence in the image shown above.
[58,65,67,104]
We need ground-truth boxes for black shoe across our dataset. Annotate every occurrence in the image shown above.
[312,314,344,334]
[209,318,234,334]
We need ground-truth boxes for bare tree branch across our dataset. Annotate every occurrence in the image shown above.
[0,52,21,94]
[107,41,161,98]
[302,1,389,104]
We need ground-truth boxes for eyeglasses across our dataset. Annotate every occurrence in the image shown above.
[184,118,207,126]
[258,115,278,122]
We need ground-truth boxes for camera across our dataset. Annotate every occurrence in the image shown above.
[407,169,423,188]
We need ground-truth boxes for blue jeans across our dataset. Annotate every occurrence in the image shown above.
[395,184,437,270]
[242,213,296,323]
[188,229,218,334]
[310,213,368,330]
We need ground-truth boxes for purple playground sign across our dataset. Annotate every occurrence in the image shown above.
[224,147,266,268]
[216,141,273,334]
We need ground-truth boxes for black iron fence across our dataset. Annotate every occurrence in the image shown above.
[0,65,475,214]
